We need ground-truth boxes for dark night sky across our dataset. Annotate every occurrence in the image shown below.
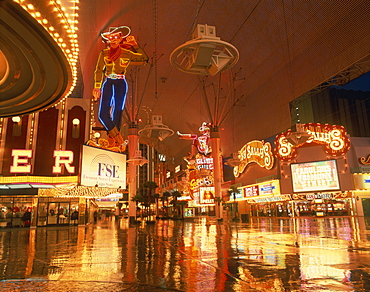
[334,71,370,91]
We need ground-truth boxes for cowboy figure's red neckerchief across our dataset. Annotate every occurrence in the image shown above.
[108,46,121,62]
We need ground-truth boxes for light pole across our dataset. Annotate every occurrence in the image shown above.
[210,126,223,220]
[127,122,149,223]
[170,24,239,223]
[127,123,139,223]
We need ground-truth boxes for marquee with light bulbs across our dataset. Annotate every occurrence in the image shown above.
[233,140,274,177]
[275,123,351,161]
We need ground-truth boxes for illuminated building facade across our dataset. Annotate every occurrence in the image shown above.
[0,98,93,227]
[231,122,370,219]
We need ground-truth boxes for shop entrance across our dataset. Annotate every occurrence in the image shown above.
[47,202,70,225]
[362,198,370,216]
[37,198,79,226]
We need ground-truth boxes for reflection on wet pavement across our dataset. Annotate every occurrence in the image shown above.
[0,217,369,291]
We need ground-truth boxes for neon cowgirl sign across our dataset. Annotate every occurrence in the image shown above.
[275,123,350,161]
[234,140,274,177]
[177,122,211,157]
[10,149,75,174]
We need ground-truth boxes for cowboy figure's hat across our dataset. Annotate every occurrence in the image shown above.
[101,26,131,40]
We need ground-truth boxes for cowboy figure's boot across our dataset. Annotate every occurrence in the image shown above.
[107,134,116,147]
[107,127,125,146]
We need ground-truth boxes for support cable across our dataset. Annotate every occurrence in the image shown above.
[198,76,214,124]
[229,0,262,43]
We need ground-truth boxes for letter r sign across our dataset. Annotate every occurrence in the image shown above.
[52,150,75,174]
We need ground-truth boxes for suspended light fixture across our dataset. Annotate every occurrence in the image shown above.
[170,24,239,76]
[285,124,313,146]
[171,24,239,222]
[224,153,241,167]
[127,150,149,166]
[138,115,174,141]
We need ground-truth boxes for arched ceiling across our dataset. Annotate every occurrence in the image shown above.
[1,0,370,169]
[78,0,370,166]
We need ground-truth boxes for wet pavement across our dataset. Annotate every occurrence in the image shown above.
[0,216,370,291]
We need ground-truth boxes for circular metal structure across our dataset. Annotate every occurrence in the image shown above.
[170,38,239,76]
[138,124,174,142]
[0,1,72,117]
[127,150,149,166]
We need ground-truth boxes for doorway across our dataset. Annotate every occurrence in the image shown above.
[362,198,370,216]
[47,202,70,225]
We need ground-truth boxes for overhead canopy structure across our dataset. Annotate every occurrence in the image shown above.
[78,0,370,166]
[1,0,370,167]
[170,24,239,76]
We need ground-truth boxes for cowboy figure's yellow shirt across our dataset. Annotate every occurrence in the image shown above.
[94,47,148,89]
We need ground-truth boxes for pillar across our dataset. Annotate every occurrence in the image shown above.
[78,197,86,226]
[128,123,138,223]
[30,197,38,228]
[210,126,223,220]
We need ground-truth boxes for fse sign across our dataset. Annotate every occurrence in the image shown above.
[80,145,126,189]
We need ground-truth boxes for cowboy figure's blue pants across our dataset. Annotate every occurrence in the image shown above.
[98,78,128,131]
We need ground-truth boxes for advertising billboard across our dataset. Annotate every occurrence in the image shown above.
[291,160,340,193]
[80,145,126,189]
[243,185,259,197]
[241,180,280,198]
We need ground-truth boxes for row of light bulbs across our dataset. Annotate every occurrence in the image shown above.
[13,0,80,106]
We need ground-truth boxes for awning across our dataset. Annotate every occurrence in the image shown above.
[38,184,125,198]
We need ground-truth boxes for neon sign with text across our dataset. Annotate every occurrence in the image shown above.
[275,123,350,161]
[234,140,274,177]
[196,157,213,170]
[291,160,340,192]
[10,149,75,174]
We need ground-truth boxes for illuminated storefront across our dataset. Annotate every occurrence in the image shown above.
[238,180,291,217]
[186,155,219,216]
[352,171,370,216]
[288,160,351,216]
[231,139,283,218]
[167,122,221,216]
[276,123,354,217]
[0,99,125,228]
[233,124,366,218]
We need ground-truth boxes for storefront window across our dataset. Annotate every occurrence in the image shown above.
[58,202,70,224]
[0,198,13,228]
[296,202,314,216]
[0,197,32,228]
[13,197,32,227]
[70,199,79,225]
[294,197,349,217]
[38,202,48,226]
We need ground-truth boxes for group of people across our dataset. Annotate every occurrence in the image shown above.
[0,207,32,227]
